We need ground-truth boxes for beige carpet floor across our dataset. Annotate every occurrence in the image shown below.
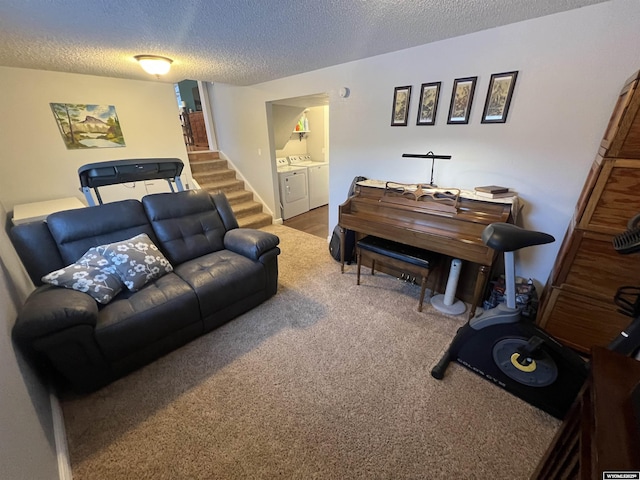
[61,224,559,479]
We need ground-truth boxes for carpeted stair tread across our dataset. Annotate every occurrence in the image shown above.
[238,212,273,229]
[223,189,254,205]
[187,150,273,237]
[192,169,237,184]
[187,150,220,162]
[198,178,245,192]
[231,200,264,217]
[189,159,228,174]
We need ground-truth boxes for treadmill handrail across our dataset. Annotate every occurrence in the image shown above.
[78,158,185,205]
[78,158,184,188]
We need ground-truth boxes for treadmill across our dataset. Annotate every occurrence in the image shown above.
[78,158,184,206]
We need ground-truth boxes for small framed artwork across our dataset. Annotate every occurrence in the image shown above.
[447,76,477,125]
[481,71,518,124]
[416,82,441,126]
[391,85,412,126]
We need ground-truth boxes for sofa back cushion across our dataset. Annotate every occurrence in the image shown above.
[11,221,66,286]
[142,190,238,265]
[47,200,157,265]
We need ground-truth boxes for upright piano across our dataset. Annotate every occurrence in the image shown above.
[338,180,515,317]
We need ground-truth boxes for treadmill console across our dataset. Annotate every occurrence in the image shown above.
[78,158,184,205]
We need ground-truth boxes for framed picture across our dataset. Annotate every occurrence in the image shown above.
[481,71,518,124]
[50,103,125,149]
[447,76,477,125]
[391,85,412,126]
[416,82,441,126]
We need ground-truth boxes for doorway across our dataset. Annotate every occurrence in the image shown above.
[283,205,329,239]
[175,80,217,152]
[268,93,330,239]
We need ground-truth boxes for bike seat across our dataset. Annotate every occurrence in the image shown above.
[481,223,555,252]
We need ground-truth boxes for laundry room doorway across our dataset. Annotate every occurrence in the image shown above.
[267,93,330,240]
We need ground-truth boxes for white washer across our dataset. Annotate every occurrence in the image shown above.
[289,155,329,209]
[276,157,309,220]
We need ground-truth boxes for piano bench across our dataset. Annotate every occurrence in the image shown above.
[356,235,437,312]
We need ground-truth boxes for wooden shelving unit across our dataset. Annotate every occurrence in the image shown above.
[537,69,640,354]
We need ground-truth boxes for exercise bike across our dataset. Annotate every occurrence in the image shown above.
[431,222,640,419]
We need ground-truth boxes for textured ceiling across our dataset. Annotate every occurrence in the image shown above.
[0,0,608,85]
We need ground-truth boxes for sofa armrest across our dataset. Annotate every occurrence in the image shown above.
[13,286,114,392]
[224,229,280,261]
[13,285,99,342]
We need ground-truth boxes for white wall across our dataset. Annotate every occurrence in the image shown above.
[276,136,308,158]
[211,82,280,212]
[275,106,326,160]
[0,206,58,479]
[210,0,640,288]
[0,67,193,211]
[306,106,328,163]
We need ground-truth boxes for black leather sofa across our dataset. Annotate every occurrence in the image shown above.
[10,190,280,392]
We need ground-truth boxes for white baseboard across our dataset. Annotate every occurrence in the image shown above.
[50,387,72,480]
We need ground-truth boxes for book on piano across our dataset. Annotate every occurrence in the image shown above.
[474,190,515,199]
[474,185,509,194]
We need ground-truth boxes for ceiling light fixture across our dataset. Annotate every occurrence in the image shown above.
[134,55,173,77]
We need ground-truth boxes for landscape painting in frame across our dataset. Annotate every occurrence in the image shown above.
[50,103,125,149]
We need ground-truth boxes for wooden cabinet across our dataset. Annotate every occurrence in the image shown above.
[601,71,640,158]
[538,69,640,354]
[180,111,209,149]
[187,111,209,148]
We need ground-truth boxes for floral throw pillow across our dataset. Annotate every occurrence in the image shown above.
[96,233,173,291]
[41,249,123,304]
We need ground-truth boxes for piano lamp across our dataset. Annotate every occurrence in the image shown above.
[134,55,173,77]
[401,151,452,187]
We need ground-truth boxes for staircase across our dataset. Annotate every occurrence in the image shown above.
[187,151,273,229]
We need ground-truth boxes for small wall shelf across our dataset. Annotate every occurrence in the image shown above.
[292,130,310,141]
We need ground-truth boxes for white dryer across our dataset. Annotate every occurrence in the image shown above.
[276,157,309,220]
[289,155,329,209]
